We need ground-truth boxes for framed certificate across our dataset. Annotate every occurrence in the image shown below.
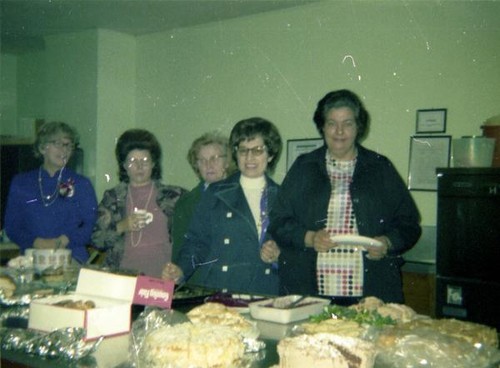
[416,109,447,133]
[408,135,451,191]
[286,138,323,171]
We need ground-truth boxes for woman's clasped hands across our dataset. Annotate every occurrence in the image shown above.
[260,240,280,264]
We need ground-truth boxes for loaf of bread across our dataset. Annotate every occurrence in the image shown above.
[53,299,96,310]
[0,275,16,298]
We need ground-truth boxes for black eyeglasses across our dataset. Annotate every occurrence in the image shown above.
[234,145,267,157]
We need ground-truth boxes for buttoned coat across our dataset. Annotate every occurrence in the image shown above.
[175,172,280,296]
[268,145,421,302]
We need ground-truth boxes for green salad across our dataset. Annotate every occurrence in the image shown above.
[309,304,396,327]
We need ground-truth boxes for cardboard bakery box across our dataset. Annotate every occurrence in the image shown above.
[28,268,165,340]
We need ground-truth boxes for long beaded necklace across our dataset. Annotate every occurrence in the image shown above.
[38,167,64,207]
[128,183,154,247]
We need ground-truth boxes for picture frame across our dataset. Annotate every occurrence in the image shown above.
[416,108,447,133]
[286,138,323,171]
[408,135,451,191]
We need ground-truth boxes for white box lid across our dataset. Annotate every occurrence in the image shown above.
[76,268,137,303]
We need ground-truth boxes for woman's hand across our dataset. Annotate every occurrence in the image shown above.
[118,212,151,233]
[365,236,391,260]
[306,229,337,252]
[33,235,69,249]
[260,240,280,263]
[162,263,184,283]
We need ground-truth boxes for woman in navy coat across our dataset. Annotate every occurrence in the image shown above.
[163,117,282,296]
[268,90,421,304]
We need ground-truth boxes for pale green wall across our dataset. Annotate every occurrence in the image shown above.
[44,31,99,184]
[136,0,500,226]
[17,51,46,130]
[0,54,17,136]
[95,30,137,199]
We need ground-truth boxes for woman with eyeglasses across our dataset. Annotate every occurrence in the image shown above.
[4,121,98,263]
[268,89,421,304]
[163,117,282,296]
[171,131,234,266]
[91,129,186,277]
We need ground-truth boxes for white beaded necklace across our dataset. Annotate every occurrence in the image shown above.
[38,167,64,207]
[128,183,154,247]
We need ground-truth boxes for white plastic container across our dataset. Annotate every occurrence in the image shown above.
[249,295,329,324]
[26,248,72,273]
[452,136,495,167]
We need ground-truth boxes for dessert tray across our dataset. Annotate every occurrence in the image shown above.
[205,292,266,313]
[171,285,216,308]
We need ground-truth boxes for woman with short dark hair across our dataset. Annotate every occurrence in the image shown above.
[163,117,282,295]
[92,129,186,277]
[269,89,421,304]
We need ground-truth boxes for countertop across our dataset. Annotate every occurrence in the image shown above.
[1,311,285,368]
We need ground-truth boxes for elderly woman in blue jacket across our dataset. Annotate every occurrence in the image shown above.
[268,89,421,304]
[163,117,282,296]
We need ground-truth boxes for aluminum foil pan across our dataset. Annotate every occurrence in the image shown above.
[0,326,102,360]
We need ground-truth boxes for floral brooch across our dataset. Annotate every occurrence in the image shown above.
[59,178,75,198]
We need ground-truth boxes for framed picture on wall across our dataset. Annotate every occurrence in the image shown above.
[416,108,447,134]
[286,138,323,171]
[408,135,451,191]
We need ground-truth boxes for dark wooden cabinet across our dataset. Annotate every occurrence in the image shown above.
[403,271,436,317]
[1,140,40,229]
[1,139,84,230]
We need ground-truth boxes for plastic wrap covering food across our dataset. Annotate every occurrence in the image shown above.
[0,265,75,307]
[131,306,266,368]
[0,327,102,360]
[129,306,190,366]
[373,325,500,368]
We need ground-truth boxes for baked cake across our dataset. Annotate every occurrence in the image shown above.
[140,322,245,368]
[277,333,377,368]
[187,302,258,339]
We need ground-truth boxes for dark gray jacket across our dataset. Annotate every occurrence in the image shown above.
[268,145,421,302]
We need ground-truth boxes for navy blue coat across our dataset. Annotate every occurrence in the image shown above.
[268,145,421,302]
[175,172,280,296]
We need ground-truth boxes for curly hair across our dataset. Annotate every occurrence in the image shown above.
[115,129,162,182]
[229,117,282,174]
[187,131,233,177]
[33,121,79,159]
[313,89,370,142]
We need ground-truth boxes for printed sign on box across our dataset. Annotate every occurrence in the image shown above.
[133,276,174,309]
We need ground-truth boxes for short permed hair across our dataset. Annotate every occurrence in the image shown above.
[34,121,79,159]
[115,129,162,182]
[229,117,282,174]
[187,131,232,177]
[313,89,370,142]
